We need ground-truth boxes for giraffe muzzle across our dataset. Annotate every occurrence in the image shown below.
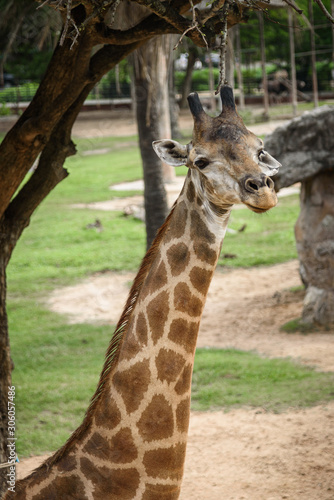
[242,175,277,212]
[244,175,274,193]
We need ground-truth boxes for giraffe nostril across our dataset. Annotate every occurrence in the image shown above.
[244,176,274,193]
[265,176,274,189]
[245,178,260,193]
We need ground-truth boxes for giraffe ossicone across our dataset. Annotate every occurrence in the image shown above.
[9,86,280,500]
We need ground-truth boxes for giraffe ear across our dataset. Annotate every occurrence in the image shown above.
[152,140,188,167]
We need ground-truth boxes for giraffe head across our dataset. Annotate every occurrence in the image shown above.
[153,86,280,213]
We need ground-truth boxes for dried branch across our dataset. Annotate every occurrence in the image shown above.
[59,0,75,46]
[281,0,303,14]
[174,0,208,49]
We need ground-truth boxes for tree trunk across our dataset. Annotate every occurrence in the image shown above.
[295,171,334,326]
[226,26,235,88]
[288,8,298,117]
[179,50,197,109]
[308,0,319,108]
[258,12,269,120]
[0,258,12,496]
[156,37,175,183]
[133,37,171,249]
[235,24,245,110]
[169,58,182,139]
[134,46,169,249]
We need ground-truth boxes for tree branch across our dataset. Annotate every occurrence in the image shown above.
[94,18,179,45]
[200,0,227,25]
[312,0,334,23]
[134,0,192,32]
[4,139,71,244]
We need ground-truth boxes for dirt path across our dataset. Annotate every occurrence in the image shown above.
[14,112,334,498]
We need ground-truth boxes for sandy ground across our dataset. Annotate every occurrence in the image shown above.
[13,111,334,499]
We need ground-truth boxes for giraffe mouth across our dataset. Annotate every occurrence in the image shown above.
[245,203,270,214]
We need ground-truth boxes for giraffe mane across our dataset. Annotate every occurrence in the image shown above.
[28,203,177,476]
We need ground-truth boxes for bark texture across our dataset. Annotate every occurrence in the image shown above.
[265,106,334,190]
[265,106,334,326]
[295,173,334,325]
[133,39,169,249]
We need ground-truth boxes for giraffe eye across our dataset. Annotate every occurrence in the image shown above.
[194,158,209,170]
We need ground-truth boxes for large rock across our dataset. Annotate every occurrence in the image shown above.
[265,106,334,190]
[295,173,334,325]
[264,107,334,326]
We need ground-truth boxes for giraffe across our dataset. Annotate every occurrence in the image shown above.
[8,86,280,500]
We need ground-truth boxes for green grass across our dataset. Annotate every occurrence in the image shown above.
[218,194,299,267]
[266,100,334,119]
[192,348,334,412]
[8,207,145,294]
[9,300,115,456]
[53,144,143,205]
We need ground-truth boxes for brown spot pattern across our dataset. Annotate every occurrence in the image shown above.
[165,201,188,243]
[139,256,167,302]
[83,432,105,459]
[143,443,186,480]
[189,266,213,295]
[142,483,181,499]
[56,453,77,474]
[136,312,148,345]
[186,181,195,202]
[168,318,199,353]
[113,359,151,414]
[190,210,216,244]
[167,242,190,277]
[146,291,170,345]
[121,312,149,361]
[175,364,193,395]
[155,348,186,384]
[33,474,88,500]
[193,241,217,265]
[147,260,168,298]
[137,394,174,442]
[82,427,137,465]
[121,327,142,361]
[94,393,121,429]
[109,428,138,463]
[196,196,203,206]
[176,398,191,433]
[81,458,140,499]
[174,282,203,317]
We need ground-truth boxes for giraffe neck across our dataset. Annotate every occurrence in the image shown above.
[15,172,231,500]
